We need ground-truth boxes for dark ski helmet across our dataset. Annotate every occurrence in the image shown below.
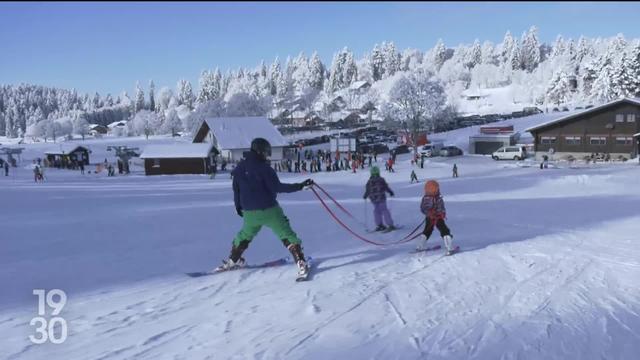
[250,138,272,158]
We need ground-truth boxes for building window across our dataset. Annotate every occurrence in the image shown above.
[153,158,160,168]
[540,136,557,145]
[589,136,607,145]
[627,114,636,122]
[565,136,581,145]
[615,114,624,123]
[615,136,633,145]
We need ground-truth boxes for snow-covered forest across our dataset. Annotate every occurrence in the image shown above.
[2,26,640,140]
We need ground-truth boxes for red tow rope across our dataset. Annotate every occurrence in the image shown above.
[310,184,425,246]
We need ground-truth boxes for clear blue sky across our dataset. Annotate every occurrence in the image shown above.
[1,1,639,96]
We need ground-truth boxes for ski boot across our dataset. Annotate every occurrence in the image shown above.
[416,234,428,251]
[288,243,309,279]
[215,241,249,272]
[214,257,246,272]
[374,224,387,232]
[382,224,397,233]
[443,235,455,255]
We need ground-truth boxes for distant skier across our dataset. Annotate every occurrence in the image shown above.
[3,161,8,176]
[452,164,458,178]
[410,170,418,183]
[363,166,396,232]
[218,138,314,279]
[416,180,455,255]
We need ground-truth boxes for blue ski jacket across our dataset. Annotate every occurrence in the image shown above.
[232,151,301,211]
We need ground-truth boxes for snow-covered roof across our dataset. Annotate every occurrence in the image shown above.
[140,143,215,159]
[349,81,370,90]
[525,98,640,133]
[108,121,128,129]
[203,116,288,149]
[45,144,88,155]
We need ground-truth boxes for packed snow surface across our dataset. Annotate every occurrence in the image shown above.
[1,139,639,360]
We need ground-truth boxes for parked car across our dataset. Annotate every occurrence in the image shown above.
[439,146,463,157]
[419,142,444,157]
[492,146,526,160]
[391,144,411,155]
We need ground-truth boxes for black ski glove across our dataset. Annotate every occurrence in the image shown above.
[299,178,314,189]
[236,207,243,217]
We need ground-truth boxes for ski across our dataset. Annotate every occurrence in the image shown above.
[366,225,405,234]
[186,257,289,278]
[409,245,441,254]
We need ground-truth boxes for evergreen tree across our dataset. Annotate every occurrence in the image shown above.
[149,80,156,112]
[521,26,541,72]
[269,58,282,96]
[176,79,195,110]
[382,42,401,77]
[135,81,145,113]
[433,39,447,71]
[309,52,325,90]
[551,35,565,58]
[370,44,385,81]
[500,31,515,66]
[546,71,572,105]
[510,40,522,70]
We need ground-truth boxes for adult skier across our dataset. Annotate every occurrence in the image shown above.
[217,138,314,278]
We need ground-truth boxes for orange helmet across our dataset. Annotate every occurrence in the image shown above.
[424,180,440,196]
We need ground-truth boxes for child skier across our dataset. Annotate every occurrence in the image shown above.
[363,166,396,232]
[218,138,314,279]
[416,180,455,255]
[452,163,458,178]
[410,170,418,183]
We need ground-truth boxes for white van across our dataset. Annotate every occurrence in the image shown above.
[492,146,526,160]
[419,142,444,157]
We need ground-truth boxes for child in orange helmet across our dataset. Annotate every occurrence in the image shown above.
[417,180,455,255]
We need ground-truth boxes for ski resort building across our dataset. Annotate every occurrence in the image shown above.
[468,125,521,155]
[192,116,289,164]
[139,143,218,175]
[526,98,640,160]
[44,144,91,166]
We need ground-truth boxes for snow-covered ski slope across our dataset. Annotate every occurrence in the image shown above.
[1,148,639,360]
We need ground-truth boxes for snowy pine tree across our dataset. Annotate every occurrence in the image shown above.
[176,79,195,110]
[309,52,325,90]
[134,82,145,113]
[149,80,155,112]
[500,31,515,67]
[521,26,541,72]
[432,39,448,71]
[546,71,572,106]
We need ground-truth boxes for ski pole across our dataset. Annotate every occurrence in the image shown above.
[363,199,368,231]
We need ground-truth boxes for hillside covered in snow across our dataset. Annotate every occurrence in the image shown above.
[1,139,639,359]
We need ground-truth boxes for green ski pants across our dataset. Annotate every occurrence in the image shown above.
[233,205,302,247]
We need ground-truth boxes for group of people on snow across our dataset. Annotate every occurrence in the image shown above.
[218,137,457,278]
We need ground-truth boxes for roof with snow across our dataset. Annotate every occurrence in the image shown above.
[45,144,89,155]
[140,143,216,159]
[525,98,640,133]
[349,81,371,90]
[201,116,288,149]
[108,121,128,129]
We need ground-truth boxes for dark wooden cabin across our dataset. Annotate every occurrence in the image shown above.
[526,98,640,160]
